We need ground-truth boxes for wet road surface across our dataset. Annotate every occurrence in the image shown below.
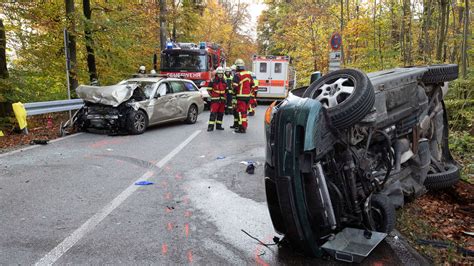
[0,106,428,265]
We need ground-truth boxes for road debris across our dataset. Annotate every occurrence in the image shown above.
[245,164,255,174]
[216,155,226,160]
[29,139,49,145]
[134,181,154,186]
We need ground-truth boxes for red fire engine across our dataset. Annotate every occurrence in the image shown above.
[159,42,226,87]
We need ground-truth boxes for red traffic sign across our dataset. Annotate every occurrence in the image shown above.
[330,33,342,50]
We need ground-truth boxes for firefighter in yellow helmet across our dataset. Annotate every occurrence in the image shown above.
[232,59,254,133]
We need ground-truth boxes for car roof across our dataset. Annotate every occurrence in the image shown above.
[125,77,195,83]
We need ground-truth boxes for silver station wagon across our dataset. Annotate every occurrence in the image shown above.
[72,76,205,135]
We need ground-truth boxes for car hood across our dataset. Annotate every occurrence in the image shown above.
[76,84,138,107]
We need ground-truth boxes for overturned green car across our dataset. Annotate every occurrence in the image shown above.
[264,65,460,262]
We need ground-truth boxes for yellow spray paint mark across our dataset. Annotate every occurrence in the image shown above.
[0,130,4,137]
[12,102,28,130]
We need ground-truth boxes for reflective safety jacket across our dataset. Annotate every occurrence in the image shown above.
[232,70,254,101]
[224,74,233,94]
[208,77,227,102]
[252,79,259,97]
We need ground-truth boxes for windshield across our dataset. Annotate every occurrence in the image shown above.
[121,81,156,99]
[161,53,207,72]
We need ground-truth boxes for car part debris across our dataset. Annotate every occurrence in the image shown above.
[246,164,255,175]
[134,181,154,186]
[29,139,49,145]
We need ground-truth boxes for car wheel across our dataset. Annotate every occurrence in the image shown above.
[370,194,396,233]
[185,104,198,124]
[422,64,458,84]
[302,69,375,129]
[425,163,460,190]
[128,109,148,135]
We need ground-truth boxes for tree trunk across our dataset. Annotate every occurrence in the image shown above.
[423,0,433,62]
[461,0,469,78]
[65,0,78,90]
[0,18,8,79]
[436,0,448,61]
[159,0,168,50]
[83,0,98,83]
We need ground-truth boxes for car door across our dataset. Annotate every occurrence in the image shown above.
[149,82,179,124]
[169,81,187,118]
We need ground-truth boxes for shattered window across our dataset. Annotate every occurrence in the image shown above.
[170,81,185,93]
[184,82,197,91]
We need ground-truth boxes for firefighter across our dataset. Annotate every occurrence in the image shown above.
[224,67,233,115]
[207,67,227,131]
[232,59,254,133]
[248,72,259,116]
[231,64,237,76]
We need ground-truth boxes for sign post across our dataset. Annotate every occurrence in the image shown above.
[329,32,342,72]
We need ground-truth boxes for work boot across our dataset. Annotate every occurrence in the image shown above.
[216,124,224,130]
[230,123,238,129]
[207,125,214,132]
[235,126,246,134]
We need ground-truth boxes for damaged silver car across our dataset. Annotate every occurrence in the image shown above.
[264,64,460,262]
[68,77,204,135]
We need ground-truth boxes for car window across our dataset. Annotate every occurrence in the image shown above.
[183,81,198,91]
[157,82,169,96]
[170,81,185,93]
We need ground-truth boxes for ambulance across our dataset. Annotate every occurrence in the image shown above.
[252,55,295,101]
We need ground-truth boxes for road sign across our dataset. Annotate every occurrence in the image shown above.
[330,33,342,51]
[329,51,341,72]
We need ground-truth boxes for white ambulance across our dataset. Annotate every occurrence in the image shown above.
[252,55,295,101]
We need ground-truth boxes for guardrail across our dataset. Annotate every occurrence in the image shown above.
[24,99,84,116]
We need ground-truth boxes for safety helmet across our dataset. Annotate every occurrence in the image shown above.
[150,69,157,74]
[231,65,236,71]
[216,66,224,74]
[234,59,245,67]
[139,65,146,71]
[225,67,231,72]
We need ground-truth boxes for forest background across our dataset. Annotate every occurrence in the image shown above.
[0,0,472,179]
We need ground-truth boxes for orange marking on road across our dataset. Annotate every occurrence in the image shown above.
[185,223,189,238]
[175,174,183,179]
[185,211,192,217]
[166,208,172,213]
[162,243,168,255]
[187,250,193,263]
[167,222,173,231]
[165,192,172,200]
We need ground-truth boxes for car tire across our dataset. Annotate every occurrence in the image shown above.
[128,109,148,135]
[421,64,459,84]
[370,194,396,233]
[185,104,198,124]
[424,163,460,190]
[302,69,375,129]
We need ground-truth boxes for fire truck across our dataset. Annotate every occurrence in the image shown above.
[159,42,226,87]
[252,55,296,101]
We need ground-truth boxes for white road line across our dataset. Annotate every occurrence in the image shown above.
[35,130,201,266]
[0,133,84,159]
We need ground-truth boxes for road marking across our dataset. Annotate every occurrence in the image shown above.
[0,132,84,159]
[35,130,201,265]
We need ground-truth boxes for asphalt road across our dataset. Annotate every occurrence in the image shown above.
[0,106,428,265]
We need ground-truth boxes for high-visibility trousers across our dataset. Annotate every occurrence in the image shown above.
[209,102,225,126]
[236,100,249,129]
